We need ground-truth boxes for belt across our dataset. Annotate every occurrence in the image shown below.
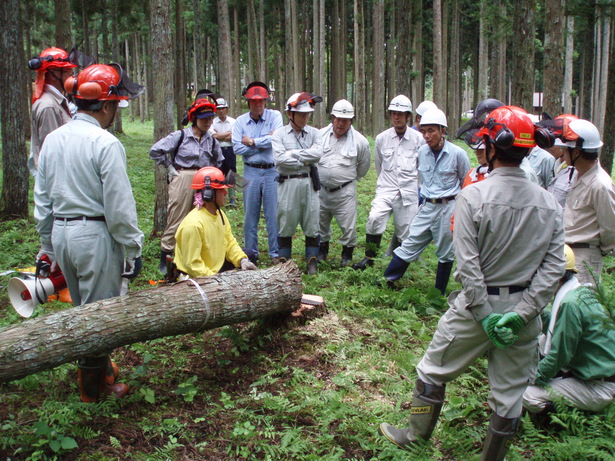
[175,166,199,171]
[423,195,457,204]
[567,242,598,249]
[279,173,310,180]
[323,180,353,193]
[55,216,106,222]
[486,285,526,295]
[244,162,275,169]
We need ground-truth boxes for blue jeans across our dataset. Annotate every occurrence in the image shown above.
[242,165,279,259]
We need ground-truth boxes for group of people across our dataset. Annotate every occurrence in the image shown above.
[28,45,614,458]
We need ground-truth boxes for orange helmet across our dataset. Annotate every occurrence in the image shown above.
[537,113,580,146]
[64,63,143,107]
[191,167,231,190]
[29,47,77,72]
[476,106,537,149]
[187,98,217,122]
[242,81,271,100]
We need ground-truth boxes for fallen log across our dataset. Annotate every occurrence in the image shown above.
[0,261,303,383]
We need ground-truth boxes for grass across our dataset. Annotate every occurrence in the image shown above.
[0,119,614,460]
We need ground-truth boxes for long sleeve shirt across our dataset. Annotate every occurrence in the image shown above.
[454,167,566,323]
[528,147,556,189]
[374,127,423,206]
[272,124,323,175]
[211,115,236,147]
[417,140,470,199]
[149,127,223,169]
[232,109,283,164]
[174,206,247,277]
[536,286,615,383]
[34,113,143,259]
[564,162,615,253]
[317,125,371,188]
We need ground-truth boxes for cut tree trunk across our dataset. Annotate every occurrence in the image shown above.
[0,262,304,384]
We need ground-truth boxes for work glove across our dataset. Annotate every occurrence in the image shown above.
[167,165,179,183]
[36,242,58,273]
[494,312,525,347]
[122,256,142,281]
[481,313,508,349]
[240,258,258,271]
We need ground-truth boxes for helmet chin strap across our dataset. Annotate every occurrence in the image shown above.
[485,137,496,172]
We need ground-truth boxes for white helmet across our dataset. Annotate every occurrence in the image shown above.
[415,100,438,117]
[216,97,228,108]
[286,92,321,113]
[419,108,448,128]
[388,95,412,113]
[331,99,354,119]
[565,119,603,151]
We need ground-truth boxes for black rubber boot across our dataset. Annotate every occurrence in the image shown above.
[435,261,454,295]
[379,380,446,449]
[306,236,320,275]
[278,236,292,262]
[352,234,382,270]
[340,246,354,267]
[384,254,410,288]
[481,413,520,461]
[159,250,172,275]
[318,241,330,261]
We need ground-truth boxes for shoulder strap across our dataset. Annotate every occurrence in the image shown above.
[171,129,185,167]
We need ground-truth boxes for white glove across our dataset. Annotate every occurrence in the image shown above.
[167,165,179,183]
[240,258,258,271]
[36,242,57,273]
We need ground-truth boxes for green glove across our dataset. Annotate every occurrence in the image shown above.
[494,312,525,346]
[481,313,508,349]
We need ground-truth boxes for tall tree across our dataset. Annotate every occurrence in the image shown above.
[477,1,488,102]
[372,0,385,135]
[411,0,424,106]
[217,0,233,111]
[174,0,187,127]
[54,0,72,50]
[448,0,461,134]
[150,0,175,235]
[601,27,615,175]
[396,0,412,98]
[353,0,366,132]
[542,0,566,116]
[562,15,575,113]
[0,0,29,219]
[432,0,445,107]
[510,0,535,108]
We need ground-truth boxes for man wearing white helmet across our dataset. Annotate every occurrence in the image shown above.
[272,92,324,275]
[353,95,424,270]
[211,97,237,206]
[382,107,470,294]
[413,100,438,131]
[561,119,615,284]
[317,99,371,267]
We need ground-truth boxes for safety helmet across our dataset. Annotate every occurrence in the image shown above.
[28,47,77,72]
[419,108,448,128]
[243,81,271,100]
[564,244,577,272]
[537,113,579,144]
[564,119,603,152]
[64,63,144,107]
[331,99,354,119]
[456,98,505,139]
[286,92,322,112]
[187,98,217,122]
[415,100,437,117]
[191,167,231,190]
[216,97,228,108]
[475,106,536,149]
[388,95,412,113]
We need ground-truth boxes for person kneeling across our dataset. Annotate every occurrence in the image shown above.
[174,167,257,277]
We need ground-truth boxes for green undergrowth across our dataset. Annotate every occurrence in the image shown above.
[0,120,613,460]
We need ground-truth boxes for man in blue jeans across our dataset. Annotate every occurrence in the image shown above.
[232,82,284,264]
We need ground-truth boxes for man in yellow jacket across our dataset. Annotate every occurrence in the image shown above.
[174,167,257,276]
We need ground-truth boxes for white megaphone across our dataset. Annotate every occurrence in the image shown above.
[8,256,67,318]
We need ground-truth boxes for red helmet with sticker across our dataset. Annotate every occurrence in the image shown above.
[191,167,231,190]
[475,106,537,149]
[187,99,217,122]
[64,63,143,106]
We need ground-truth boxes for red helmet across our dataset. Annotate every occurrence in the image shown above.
[243,81,270,100]
[187,98,217,122]
[29,47,77,72]
[64,64,143,106]
[476,106,536,149]
[191,167,231,190]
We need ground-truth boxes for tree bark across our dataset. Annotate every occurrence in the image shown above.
[563,15,575,114]
[448,0,461,135]
[353,0,365,132]
[411,0,424,106]
[542,0,565,117]
[510,0,535,109]
[396,0,412,99]
[0,263,303,384]
[372,0,385,136]
[477,1,488,102]
[432,0,444,108]
[54,0,72,51]
[0,0,29,220]
[150,0,175,235]
[217,0,233,111]
[579,9,594,119]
